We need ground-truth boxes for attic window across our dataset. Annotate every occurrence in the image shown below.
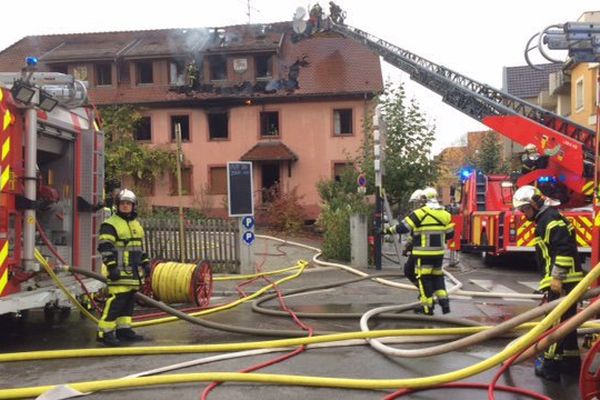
[169,60,185,85]
[209,56,227,80]
[255,55,272,78]
[137,61,153,84]
[96,63,112,86]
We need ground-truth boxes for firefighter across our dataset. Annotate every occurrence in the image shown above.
[512,185,583,381]
[309,3,323,30]
[384,187,454,315]
[521,143,550,174]
[97,189,150,346]
[186,59,199,88]
[400,189,426,288]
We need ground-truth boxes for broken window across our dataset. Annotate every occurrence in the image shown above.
[137,61,153,84]
[96,63,112,86]
[169,60,185,85]
[51,64,68,74]
[209,166,227,194]
[72,65,88,81]
[333,162,354,182]
[118,62,130,84]
[170,167,193,195]
[255,54,272,78]
[333,109,353,135]
[208,112,229,140]
[171,115,190,142]
[260,111,279,137]
[209,55,227,80]
[134,117,152,141]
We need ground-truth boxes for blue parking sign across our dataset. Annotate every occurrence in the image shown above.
[242,216,255,230]
[242,231,255,246]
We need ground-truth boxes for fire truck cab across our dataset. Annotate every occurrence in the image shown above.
[0,63,104,317]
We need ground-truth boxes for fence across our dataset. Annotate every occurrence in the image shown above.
[141,217,240,273]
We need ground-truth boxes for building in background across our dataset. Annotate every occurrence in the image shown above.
[0,23,383,219]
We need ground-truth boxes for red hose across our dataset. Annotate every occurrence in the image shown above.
[384,382,552,400]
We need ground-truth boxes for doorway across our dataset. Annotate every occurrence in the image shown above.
[261,163,280,203]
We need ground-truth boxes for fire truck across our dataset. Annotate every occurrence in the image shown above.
[0,59,105,317]
[307,15,596,261]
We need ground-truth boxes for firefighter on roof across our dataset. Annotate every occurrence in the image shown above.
[512,185,583,381]
[97,189,150,346]
[384,187,454,315]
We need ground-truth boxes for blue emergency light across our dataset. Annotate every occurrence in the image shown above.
[459,168,473,181]
[25,56,38,66]
[537,176,557,184]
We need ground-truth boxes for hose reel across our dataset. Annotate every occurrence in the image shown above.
[142,260,213,307]
[580,336,600,400]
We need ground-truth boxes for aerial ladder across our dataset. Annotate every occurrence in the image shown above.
[318,18,596,208]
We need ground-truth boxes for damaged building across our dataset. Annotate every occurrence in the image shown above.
[0,22,383,219]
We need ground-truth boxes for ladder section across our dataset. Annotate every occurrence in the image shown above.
[475,172,487,211]
[329,22,596,159]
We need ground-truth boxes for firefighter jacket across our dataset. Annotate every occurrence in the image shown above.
[534,206,584,290]
[391,205,454,260]
[98,214,149,288]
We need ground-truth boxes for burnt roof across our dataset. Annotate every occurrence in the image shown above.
[503,63,563,99]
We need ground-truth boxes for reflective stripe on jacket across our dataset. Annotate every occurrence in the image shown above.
[395,205,454,258]
[534,207,583,290]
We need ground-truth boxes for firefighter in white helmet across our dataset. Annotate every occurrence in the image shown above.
[400,189,427,288]
[521,143,550,174]
[512,185,583,381]
[385,186,454,315]
[97,189,150,346]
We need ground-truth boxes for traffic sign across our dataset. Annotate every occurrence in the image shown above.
[242,216,255,230]
[357,173,367,187]
[242,231,255,246]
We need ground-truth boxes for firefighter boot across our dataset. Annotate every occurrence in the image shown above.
[438,298,451,314]
[534,356,560,382]
[413,306,434,316]
[116,328,144,342]
[98,331,122,347]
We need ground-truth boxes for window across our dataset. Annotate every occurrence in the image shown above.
[169,60,185,85]
[118,62,130,84]
[72,65,88,81]
[208,112,229,139]
[171,115,190,142]
[134,176,154,196]
[51,65,68,74]
[209,166,227,194]
[209,55,227,80]
[134,117,151,141]
[333,162,354,182]
[137,61,153,84]
[576,78,584,111]
[255,54,272,78]
[96,63,112,86]
[334,109,353,135]
[170,167,193,195]
[260,111,279,137]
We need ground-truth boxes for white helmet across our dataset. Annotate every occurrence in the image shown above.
[409,189,425,203]
[524,143,538,154]
[512,185,560,209]
[117,188,137,205]
[422,187,438,200]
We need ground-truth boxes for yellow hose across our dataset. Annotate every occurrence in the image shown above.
[213,264,303,281]
[1,262,596,399]
[151,261,196,304]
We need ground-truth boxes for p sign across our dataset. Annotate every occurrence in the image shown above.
[242,231,255,246]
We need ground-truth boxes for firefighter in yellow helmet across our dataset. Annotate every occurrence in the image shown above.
[513,185,583,381]
[97,189,150,346]
[385,187,454,315]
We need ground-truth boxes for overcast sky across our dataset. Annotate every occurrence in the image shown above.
[0,0,594,153]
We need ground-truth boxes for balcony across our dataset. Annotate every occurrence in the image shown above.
[549,70,570,96]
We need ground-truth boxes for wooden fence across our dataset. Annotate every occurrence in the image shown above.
[141,218,239,273]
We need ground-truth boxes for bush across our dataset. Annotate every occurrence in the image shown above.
[262,185,306,234]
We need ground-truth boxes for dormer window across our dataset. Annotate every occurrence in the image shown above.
[137,61,153,84]
[255,54,272,79]
[209,55,227,81]
[96,63,112,86]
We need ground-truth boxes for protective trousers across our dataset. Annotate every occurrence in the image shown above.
[97,287,136,337]
[415,256,449,315]
[544,282,580,364]
[403,255,418,287]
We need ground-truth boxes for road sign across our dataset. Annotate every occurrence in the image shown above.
[357,173,367,187]
[242,231,255,246]
[242,216,255,230]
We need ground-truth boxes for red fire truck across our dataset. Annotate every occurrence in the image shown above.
[0,61,105,317]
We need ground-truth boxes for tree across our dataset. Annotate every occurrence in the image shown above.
[378,83,439,214]
[473,131,509,175]
[100,105,177,193]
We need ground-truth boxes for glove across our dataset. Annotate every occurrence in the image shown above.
[550,277,563,294]
[108,267,121,281]
[142,262,151,277]
[383,225,396,235]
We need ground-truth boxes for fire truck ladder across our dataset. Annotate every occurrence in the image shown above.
[328,21,596,167]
